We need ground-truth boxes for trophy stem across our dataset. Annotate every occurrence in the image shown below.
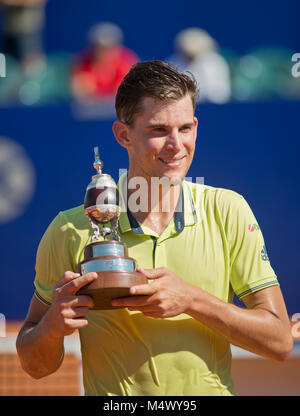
[90,218,101,242]
[93,146,103,176]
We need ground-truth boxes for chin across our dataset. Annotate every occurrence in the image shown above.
[158,172,184,186]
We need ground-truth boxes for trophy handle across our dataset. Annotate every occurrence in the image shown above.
[90,218,101,242]
[111,217,121,241]
[89,217,120,242]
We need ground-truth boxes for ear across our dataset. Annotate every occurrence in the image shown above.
[193,116,198,140]
[112,120,131,149]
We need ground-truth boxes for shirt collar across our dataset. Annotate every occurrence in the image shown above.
[117,172,199,235]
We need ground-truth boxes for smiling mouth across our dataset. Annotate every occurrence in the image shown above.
[158,156,186,167]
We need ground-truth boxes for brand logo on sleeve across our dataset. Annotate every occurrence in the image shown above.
[248,223,260,232]
[261,245,270,261]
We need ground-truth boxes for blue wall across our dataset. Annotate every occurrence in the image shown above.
[1,0,298,58]
[42,0,300,57]
[0,101,299,319]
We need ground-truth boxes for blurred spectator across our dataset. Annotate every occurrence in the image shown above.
[0,0,58,106]
[70,22,139,102]
[168,28,231,104]
[0,0,47,70]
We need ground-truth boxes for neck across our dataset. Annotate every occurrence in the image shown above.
[124,173,182,234]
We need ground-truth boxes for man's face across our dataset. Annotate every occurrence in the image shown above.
[124,95,198,183]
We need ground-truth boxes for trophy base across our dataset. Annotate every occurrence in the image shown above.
[77,271,148,310]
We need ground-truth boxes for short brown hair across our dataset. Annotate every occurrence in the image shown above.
[115,60,199,125]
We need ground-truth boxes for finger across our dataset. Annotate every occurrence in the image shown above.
[127,305,159,313]
[64,317,89,330]
[56,273,98,298]
[55,271,81,289]
[129,282,158,296]
[136,267,166,280]
[62,306,90,319]
[127,306,164,319]
[60,295,94,309]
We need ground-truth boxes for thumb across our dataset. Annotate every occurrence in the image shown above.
[136,267,166,280]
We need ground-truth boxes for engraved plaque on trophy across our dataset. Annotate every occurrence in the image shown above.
[77,146,147,310]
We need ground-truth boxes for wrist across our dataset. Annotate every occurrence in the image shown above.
[184,284,206,317]
[184,283,198,315]
[41,309,65,342]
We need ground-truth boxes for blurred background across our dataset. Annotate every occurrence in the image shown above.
[0,0,299,396]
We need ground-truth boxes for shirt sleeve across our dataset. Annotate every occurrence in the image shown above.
[226,194,279,299]
[33,211,77,305]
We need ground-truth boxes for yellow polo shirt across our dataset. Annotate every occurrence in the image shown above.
[34,174,278,396]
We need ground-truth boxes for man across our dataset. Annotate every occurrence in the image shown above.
[70,22,139,101]
[16,60,293,396]
[167,27,231,103]
[0,0,47,66]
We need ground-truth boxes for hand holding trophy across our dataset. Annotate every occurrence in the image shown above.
[77,146,147,309]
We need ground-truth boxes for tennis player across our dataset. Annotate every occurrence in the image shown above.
[16,60,293,396]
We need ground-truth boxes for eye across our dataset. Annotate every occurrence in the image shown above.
[152,127,167,134]
[180,125,192,132]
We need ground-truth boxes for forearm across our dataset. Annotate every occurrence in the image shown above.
[16,318,64,379]
[186,286,293,361]
[113,268,293,361]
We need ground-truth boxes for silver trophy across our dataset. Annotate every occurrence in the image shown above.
[77,146,147,309]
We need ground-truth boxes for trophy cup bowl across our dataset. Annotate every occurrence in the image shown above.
[77,147,147,310]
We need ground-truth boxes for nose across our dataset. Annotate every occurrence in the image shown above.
[166,129,181,152]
